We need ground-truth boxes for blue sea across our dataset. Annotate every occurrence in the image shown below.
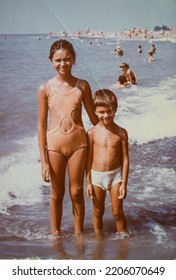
[0,34,175,260]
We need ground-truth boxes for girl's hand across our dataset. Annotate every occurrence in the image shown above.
[41,163,50,182]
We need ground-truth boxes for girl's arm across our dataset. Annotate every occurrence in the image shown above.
[38,83,50,182]
[79,80,98,125]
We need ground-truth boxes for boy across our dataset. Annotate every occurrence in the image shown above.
[86,89,129,237]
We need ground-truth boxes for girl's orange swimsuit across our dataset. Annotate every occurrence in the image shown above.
[47,79,87,159]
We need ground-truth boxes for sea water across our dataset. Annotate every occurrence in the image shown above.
[0,34,175,259]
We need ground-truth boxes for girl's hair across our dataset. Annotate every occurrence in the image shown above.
[93,89,118,112]
[49,39,76,62]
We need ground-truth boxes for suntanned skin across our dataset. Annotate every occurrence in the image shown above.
[38,46,98,237]
[86,104,129,235]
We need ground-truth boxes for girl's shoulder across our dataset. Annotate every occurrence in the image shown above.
[38,80,52,98]
[77,78,90,92]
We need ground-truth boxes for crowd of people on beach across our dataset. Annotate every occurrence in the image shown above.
[2,25,175,43]
[47,26,176,41]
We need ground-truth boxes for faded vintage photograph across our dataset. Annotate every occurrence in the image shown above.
[0,0,176,260]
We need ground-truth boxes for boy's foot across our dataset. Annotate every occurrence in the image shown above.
[116,231,130,239]
[52,230,61,239]
[94,230,105,239]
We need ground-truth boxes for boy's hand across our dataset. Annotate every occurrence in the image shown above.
[86,183,93,199]
[41,163,50,183]
[118,183,127,199]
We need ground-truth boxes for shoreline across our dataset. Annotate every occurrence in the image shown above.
[1,30,176,43]
[46,28,176,41]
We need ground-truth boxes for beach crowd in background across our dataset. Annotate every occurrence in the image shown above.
[47,26,176,42]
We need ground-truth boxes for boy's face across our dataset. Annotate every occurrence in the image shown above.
[95,105,116,126]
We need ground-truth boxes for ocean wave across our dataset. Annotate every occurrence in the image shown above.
[115,76,176,144]
[0,136,48,214]
[0,76,175,212]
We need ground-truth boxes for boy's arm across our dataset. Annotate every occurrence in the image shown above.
[86,129,94,199]
[119,129,129,199]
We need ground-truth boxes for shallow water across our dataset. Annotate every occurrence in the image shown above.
[0,34,175,259]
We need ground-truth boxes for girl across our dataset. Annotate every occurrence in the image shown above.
[38,40,98,237]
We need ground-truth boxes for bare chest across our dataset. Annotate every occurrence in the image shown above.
[94,130,121,148]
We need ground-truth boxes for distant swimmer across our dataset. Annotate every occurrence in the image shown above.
[116,75,129,88]
[148,51,155,62]
[137,45,142,54]
[120,63,137,85]
[114,46,123,56]
[151,44,156,53]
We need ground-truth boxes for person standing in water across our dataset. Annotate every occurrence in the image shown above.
[148,51,155,62]
[38,39,98,238]
[86,89,129,237]
[151,44,156,53]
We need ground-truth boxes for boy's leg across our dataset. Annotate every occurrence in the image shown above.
[92,185,106,235]
[68,147,87,235]
[110,183,128,233]
[48,151,67,236]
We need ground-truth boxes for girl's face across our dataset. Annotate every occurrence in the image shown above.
[51,49,74,76]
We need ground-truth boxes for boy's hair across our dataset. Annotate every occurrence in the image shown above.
[93,89,118,112]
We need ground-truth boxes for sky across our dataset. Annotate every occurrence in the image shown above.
[0,0,176,34]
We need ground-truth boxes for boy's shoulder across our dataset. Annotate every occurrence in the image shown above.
[87,126,96,136]
[87,124,99,132]
[87,124,102,137]
[116,125,128,141]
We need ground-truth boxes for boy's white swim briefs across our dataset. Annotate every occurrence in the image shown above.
[91,167,122,191]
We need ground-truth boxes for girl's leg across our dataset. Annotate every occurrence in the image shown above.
[110,184,128,233]
[92,185,106,235]
[67,147,87,235]
[48,151,67,236]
